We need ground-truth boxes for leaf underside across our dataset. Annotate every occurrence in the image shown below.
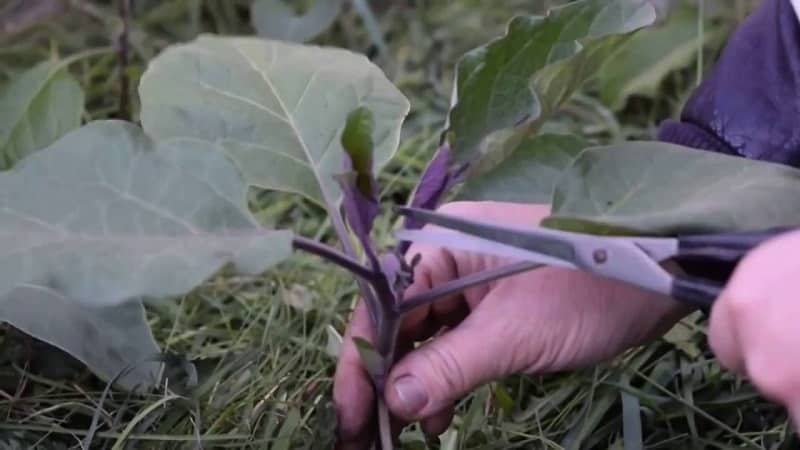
[0,285,162,391]
[542,142,800,235]
[0,120,292,307]
[139,34,410,209]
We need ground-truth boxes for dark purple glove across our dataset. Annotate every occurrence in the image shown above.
[658,0,800,167]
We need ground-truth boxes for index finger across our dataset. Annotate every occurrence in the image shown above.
[333,300,377,448]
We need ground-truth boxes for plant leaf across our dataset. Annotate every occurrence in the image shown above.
[0,285,161,391]
[542,141,800,235]
[341,106,376,198]
[0,120,292,307]
[338,106,380,267]
[597,3,723,111]
[251,0,343,43]
[621,392,644,450]
[404,145,468,229]
[352,336,384,383]
[325,324,343,359]
[446,0,656,172]
[456,133,587,203]
[139,34,410,209]
[0,60,84,168]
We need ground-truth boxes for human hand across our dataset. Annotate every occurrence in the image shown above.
[709,229,800,428]
[333,201,691,449]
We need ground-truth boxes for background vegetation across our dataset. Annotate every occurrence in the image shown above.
[0,0,793,448]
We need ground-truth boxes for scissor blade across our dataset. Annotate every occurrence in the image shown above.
[397,206,580,264]
[394,228,577,269]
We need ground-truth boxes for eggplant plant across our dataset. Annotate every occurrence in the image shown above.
[5,0,800,448]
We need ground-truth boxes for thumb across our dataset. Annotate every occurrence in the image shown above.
[383,319,507,421]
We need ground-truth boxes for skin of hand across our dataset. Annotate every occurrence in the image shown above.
[709,229,800,428]
[333,201,691,449]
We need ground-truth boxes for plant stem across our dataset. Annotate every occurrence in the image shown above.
[323,200,383,325]
[377,399,393,450]
[320,199,393,450]
[292,236,376,282]
[116,0,132,120]
[696,0,704,87]
[397,261,543,315]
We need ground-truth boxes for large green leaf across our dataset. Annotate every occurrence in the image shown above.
[446,0,656,172]
[0,286,161,391]
[251,0,343,43]
[542,142,800,235]
[0,60,84,168]
[0,120,292,306]
[597,3,723,111]
[456,133,588,203]
[139,34,410,208]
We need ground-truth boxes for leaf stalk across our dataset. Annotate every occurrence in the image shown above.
[291,236,376,282]
[398,261,543,314]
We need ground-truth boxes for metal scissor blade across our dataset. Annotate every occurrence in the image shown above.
[394,228,578,269]
[397,207,581,263]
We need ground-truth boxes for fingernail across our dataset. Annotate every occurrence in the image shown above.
[393,375,428,416]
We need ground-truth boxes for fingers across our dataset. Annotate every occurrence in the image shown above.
[400,244,464,340]
[334,201,555,445]
[383,312,510,422]
[709,230,800,419]
[334,241,465,447]
[333,244,464,446]
[421,406,455,436]
[333,300,377,448]
[399,200,553,334]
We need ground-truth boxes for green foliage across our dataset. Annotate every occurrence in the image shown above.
[139,34,410,208]
[0,286,161,391]
[251,0,343,43]
[0,120,292,306]
[352,336,384,380]
[341,106,376,196]
[0,0,794,448]
[542,141,800,235]
[0,60,83,169]
[446,0,656,173]
[596,2,724,110]
[456,133,587,203]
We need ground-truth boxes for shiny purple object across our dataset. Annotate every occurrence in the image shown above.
[658,0,800,167]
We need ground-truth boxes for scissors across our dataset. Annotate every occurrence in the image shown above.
[395,207,798,310]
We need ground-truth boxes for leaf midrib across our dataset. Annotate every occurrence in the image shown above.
[0,64,61,146]
[229,41,335,205]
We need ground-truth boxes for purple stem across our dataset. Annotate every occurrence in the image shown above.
[397,261,543,314]
[292,236,377,282]
[117,0,132,120]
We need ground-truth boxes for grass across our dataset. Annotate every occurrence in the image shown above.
[0,0,796,448]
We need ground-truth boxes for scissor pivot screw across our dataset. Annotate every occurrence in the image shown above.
[593,249,608,264]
